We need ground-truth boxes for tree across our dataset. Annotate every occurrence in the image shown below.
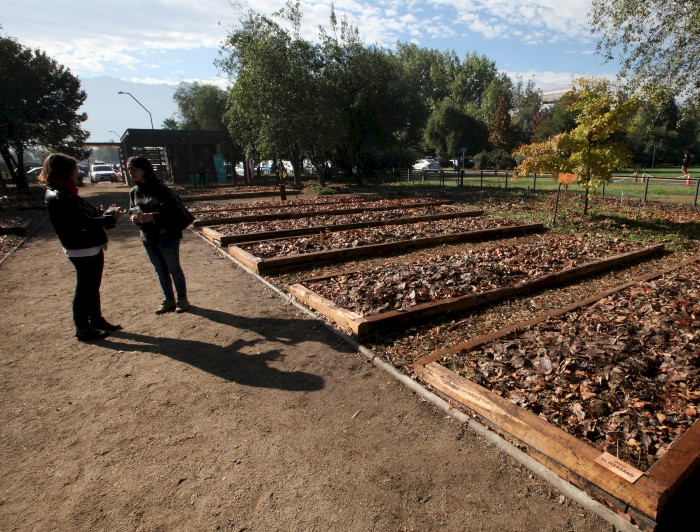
[531,91,579,142]
[0,36,89,188]
[590,0,700,101]
[452,52,499,108]
[515,77,637,215]
[221,2,333,184]
[424,99,489,161]
[335,45,425,182]
[626,92,682,166]
[511,77,542,145]
[394,43,458,111]
[169,82,229,131]
[488,95,517,150]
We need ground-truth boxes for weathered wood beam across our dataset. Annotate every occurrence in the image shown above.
[232,223,544,275]
[194,200,452,227]
[201,209,483,246]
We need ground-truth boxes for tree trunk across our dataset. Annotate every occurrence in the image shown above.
[11,143,28,190]
[1,146,19,183]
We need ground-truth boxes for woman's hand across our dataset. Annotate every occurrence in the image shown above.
[103,204,127,220]
[131,213,154,224]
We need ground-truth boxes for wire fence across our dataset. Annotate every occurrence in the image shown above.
[381,168,700,208]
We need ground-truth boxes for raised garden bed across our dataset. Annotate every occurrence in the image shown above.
[287,235,663,338]
[412,256,700,529]
[200,207,482,246]
[193,199,452,227]
[227,219,544,275]
[0,218,31,236]
[181,189,302,202]
[187,195,379,214]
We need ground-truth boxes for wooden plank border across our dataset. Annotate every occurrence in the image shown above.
[228,223,545,275]
[193,200,452,227]
[188,196,379,214]
[181,189,301,202]
[199,209,483,247]
[287,244,664,338]
[413,254,700,528]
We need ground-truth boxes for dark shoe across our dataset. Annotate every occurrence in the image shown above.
[76,327,109,342]
[91,318,122,331]
[155,299,177,314]
[175,297,190,313]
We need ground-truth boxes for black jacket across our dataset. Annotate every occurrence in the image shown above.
[129,181,183,243]
[45,186,117,250]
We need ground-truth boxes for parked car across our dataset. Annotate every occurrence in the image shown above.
[89,164,118,183]
[412,159,441,171]
[25,167,42,182]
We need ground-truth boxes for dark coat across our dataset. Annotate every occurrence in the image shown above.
[129,181,183,243]
[45,186,116,250]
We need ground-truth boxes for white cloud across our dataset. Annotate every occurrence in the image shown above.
[3,0,599,81]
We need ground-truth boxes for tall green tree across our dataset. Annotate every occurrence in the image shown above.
[424,99,489,161]
[453,52,499,108]
[334,45,426,181]
[169,82,229,131]
[0,36,89,188]
[220,2,330,184]
[394,43,458,110]
[590,0,700,101]
[511,77,542,145]
[515,77,637,215]
[627,92,682,166]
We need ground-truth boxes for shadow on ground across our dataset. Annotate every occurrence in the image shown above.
[102,323,326,392]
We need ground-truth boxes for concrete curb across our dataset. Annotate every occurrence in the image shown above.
[192,228,639,532]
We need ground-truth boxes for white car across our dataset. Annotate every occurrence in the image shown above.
[90,164,118,183]
[25,167,43,182]
[412,159,441,170]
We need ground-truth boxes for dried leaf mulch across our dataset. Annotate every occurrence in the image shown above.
[187,195,375,214]
[444,260,700,471]
[209,205,465,236]
[192,197,444,222]
[237,215,517,259]
[0,188,48,262]
[302,233,640,316]
[174,185,300,197]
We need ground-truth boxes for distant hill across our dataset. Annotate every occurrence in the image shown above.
[80,77,178,142]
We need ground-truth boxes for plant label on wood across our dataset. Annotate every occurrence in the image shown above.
[595,452,644,483]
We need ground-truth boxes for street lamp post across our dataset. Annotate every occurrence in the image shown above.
[109,130,120,139]
[117,91,153,129]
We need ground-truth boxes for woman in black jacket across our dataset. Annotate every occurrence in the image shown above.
[127,156,189,314]
[42,153,126,341]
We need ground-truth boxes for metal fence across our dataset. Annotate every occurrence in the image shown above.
[381,169,700,208]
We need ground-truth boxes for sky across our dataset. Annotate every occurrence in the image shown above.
[2,0,618,142]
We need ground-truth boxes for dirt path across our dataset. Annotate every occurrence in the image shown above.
[0,183,612,530]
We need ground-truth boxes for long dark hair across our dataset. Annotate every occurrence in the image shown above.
[127,156,159,183]
[40,153,77,182]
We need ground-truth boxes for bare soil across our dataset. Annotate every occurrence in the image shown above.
[0,183,615,531]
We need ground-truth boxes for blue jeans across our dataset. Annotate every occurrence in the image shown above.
[143,239,187,300]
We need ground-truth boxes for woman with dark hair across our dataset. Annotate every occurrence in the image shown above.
[128,156,190,314]
[42,153,126,341]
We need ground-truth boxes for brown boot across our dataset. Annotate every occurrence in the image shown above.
[155,299,176,314]
[175,297,190,313]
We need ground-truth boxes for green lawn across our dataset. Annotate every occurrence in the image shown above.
[393,167,700,207]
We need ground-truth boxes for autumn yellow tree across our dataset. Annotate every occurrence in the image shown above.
[514,77,637,215]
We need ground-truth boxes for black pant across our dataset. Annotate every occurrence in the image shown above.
[68,251,104,329]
